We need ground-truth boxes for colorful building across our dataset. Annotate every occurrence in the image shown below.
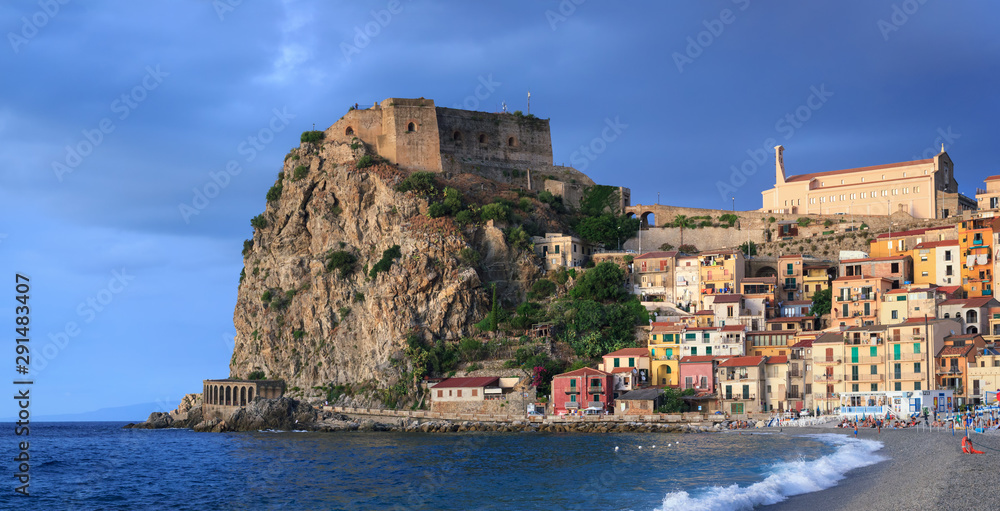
[911,240,960,287]
[968,346,1000,404]
[598,347,651,397]
[937,297,998,335]
[778,254,805,302]
[678,355,719,394]
[550,367,614,415]
[832,276,894,327]
[839,255,913,289]
[763,356,790,412]
[633,251,678,302]
[717,356,767,416]
[675,254,701,312]
[648,323,682,386]
[869,225,957,258]
[532,233,592,271]
[883,318,961,393]
[935,333,986,406]
[958,216,1000,297]
[698,250,746,307]
[803,263,834,299]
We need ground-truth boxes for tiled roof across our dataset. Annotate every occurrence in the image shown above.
[814,332,845,344]
[985,175,1000,182]
[432,377,500,389]
[635,251,678,259]
[937,345,974,357]
[695,310,714,315]
[766,356,788,364]
[554,367,611,378]
[718,356,765,367]
[712,294,743,303]
[784,158,933,183]
[722,324,747,332]
[939,297,995,308]
[874,225,952,239]
[680,355,717,363]
[791,339,814,348]
[604,348,650,358]
[912,240,959,250]
[611,367,636,374]
[784,300,813,305]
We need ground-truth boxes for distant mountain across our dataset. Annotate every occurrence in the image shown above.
[0,401,168,422]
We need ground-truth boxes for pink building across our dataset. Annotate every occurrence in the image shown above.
[678,355,720,393]
[550,367,614,415]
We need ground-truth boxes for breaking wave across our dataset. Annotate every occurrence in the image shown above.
[657,434,885,511]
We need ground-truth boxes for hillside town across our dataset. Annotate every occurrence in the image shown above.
[425,146,1000,423]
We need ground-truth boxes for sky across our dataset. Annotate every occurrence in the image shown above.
[1,0,998,418]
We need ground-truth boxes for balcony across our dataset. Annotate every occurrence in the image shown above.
[652,355,680,361]
[783,284,798,290]
[723,394,756,401]
[816,358,842,365]
[936,367,963,376]
[889,353,925,362]
[565,389,580,394]
[817,393,840,400]
[974,239,984,246]
[814,374,840,383]
[587,385,603,393]
[847,373,882,382]
[722,374,753,382]
[890,372,924,381]
[847,355,884,364]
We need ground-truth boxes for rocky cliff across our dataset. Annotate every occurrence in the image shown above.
[231,137,546,399]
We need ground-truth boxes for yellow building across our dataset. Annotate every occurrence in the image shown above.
[975,175,1000,212]
[812,332,847,413]
[762,146,973,218]
[843,326,888,394]
[910,240,959,286]
[969,345,1000,403]
[884,318,961,393]
[531,233,592,270]
[869,225,956,258]
[803,264,833,298]
[648,323,682,386]
[698,250,746,308]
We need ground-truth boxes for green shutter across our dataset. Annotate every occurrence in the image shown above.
[914,343,921,354]
[893,344,901,360]
[691,347,698,355]
[851,347,858,363]
[870,346,877,357]
[628,357,634,366]
[706,347,713,355]
[614,358,620,368]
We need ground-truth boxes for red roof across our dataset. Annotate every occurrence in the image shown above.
[937,345,974,357]
[841,255,911,263]
[784,158,933,183]
[791,339,814,348]
[611,367,636,374]
[635,251,677,260]
[985,175,1000,182]
[712,294,743,303]
[722,324,747,332]
[784,300,813,305]
[680,355,717,363]
[912,240,959,250]
[937,285,961,296]
[874,225,951,239]
[939,297,995,308]
[554,367,610,378]
[718,356,765,367]
[695,310,714,315]
[432,377,499,389]
[604,348,650,358]
[766,356,788,364]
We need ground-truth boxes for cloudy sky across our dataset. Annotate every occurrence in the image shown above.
[2,1,998,418]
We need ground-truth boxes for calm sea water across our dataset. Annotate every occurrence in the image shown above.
[0,422,884,511]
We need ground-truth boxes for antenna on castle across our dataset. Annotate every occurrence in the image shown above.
[527,91,531,115]
[501,101,507,113]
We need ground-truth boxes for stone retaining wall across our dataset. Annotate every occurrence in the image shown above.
[325,405,721,424]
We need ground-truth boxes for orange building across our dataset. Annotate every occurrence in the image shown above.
[959,216,1000,297]
[832,276,894,327]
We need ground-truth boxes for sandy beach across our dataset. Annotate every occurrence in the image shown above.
[767,423,1000,510]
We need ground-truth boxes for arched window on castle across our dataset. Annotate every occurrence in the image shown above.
[478,134,487,144]
[508,136,516,147]
[453,131,462,142]
[407,122,416,132]
[345,126,354,136]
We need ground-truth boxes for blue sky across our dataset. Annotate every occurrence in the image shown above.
[2,0,998,418]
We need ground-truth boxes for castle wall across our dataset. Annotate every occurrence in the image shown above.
[325,108,383,147]
[377,98,442,171]
[436,107,553,175]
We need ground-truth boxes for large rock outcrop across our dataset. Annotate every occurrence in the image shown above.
[230,139,542,397]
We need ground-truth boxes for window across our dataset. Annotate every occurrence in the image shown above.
[914,382,921,390]
[570,379,576,388]
[871,384,878,391]
[891,310,898,319]
[891,263,900,273]
[914,343,920,354]
[457,390,462,397]
[914,362,921,373]
[570,394,576,402]
[507,136,516,147]
[437,390,442,397]
[345,126,354,136]
[628,357,634,366]
[478,134,486,144]
[452,131,462,141]
[861,192,866,199]
[614,358,620,368]
[407,122,415,132]
[895,382,901,391]
[554,245,560,254]
[472,389,477,397]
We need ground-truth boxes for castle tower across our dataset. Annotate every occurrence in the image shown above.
[775,145,786,185]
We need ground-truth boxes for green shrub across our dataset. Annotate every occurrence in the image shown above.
[329,204,343,216]
[518,197,533,212]
[300,131,325,143]
[338,307,351,318]
[350,142,360,150]
[293,165,309,181]
[250,214,268,229]
[261,290,273,303]
[659,243,674,251]
[266,182,283,202]
[796,217,812,227]
[325,250,357,278]
[247,370,265,380]
[356,155,374,169]
[242,239,253,257]
[427,202,447,218]
[454,210,475,225]
[459,247,481,266]
[292,330,305,339]
[529,279,556,299]
[623,255,634,263]
[823,219,833,228]
[395,171,437,196]
[466,362,483,373]
[353,291,365,303]
[481,202,511,222]
[369,245,402,278]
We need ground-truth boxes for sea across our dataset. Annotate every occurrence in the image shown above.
[0,422,886,511]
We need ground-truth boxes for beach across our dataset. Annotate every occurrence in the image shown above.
[768,423,999,510]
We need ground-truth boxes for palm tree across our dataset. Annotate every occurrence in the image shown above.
[672,215,696,248]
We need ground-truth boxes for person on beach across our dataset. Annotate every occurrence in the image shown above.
[853,422,858,438]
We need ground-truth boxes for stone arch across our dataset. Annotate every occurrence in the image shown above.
[625,211,636,220]
[640,211,656,229]
[213,385,218,405]
[345,126,354,136]
[452,130,462,142]
[755,266,777,278]
[507,136,516,147]
[967,310,978,325]
[240,387,247,406]
[407,121,416,132]
[478,133,486,144]
[248,387,254,402]
[967,325,979,334]
[225,386,231,406]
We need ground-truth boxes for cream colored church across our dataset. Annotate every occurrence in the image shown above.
[761,146,974,219]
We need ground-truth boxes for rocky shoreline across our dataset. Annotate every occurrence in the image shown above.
[125,397,725,434]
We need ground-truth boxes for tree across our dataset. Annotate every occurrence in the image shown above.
[738,241,758,256]
[671,215,697,247]
[575,214,639,249]
[810,288,832,317]
[579,185,620,216]
[570,262,627,302]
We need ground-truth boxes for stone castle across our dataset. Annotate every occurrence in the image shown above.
[325,97,628,209]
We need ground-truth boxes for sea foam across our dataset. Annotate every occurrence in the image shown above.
[657,434,885,511]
